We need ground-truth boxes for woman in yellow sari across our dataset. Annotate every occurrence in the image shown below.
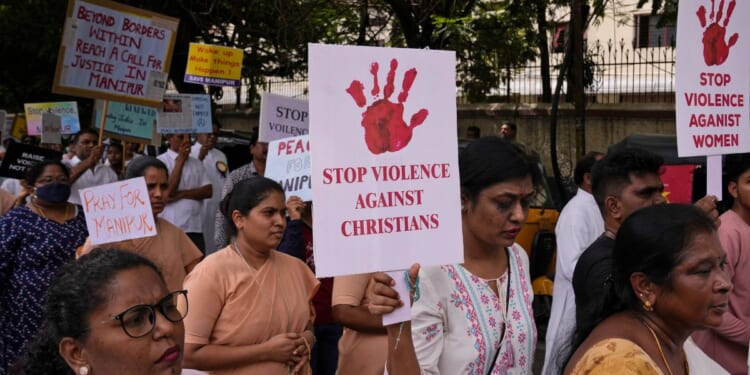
[182,177,319,374]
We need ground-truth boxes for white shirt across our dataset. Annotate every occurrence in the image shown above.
[65,156,119,205]
[542,188,604,375]
[157,149,211,233]
[190,142,227,252]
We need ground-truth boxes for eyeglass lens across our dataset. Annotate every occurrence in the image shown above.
[120,291,188,338]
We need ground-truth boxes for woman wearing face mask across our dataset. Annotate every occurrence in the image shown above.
[0,160,88,373]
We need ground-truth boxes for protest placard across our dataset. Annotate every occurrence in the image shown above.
[258,93,309,142]
[157,94,211,134]
[309,44,462,277]
[0,143,63,179]
[79,177,157,245]
[676,0,749,157]
[266,135,311,201]
[93,99,156,141]
[24,102,80,136]
[41,113,63,144]
[10,115,26,140]
[52,0,178,107]
[0,111,8,142]
[184,43,243,87]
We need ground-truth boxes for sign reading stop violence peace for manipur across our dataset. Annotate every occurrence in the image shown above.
[258,93,309,142]
[185,43,243,87]
[676,0,750,157]
[309,44,462,277]
[52,0,178,107]
[80,177,156,245]
[266,135,312,201]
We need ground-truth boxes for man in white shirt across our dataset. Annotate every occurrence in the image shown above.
[190,123,227,254]
[158,133,212,253]
[64,129,118,206]
[542,151,604,374]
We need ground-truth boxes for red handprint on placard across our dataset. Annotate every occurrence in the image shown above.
[346,59,429,154]
[697,0,739,66]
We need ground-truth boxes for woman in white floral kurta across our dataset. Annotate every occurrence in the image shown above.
[412,242,535,374]
[369,138,540,375]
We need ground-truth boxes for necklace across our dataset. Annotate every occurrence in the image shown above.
[31,200,70,223]
[642,321,689,375]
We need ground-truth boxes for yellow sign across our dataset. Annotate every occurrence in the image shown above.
[184,43,243,87]
[11,115,27,140]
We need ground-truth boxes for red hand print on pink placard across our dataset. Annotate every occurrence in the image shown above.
[697,0,739,66]
[346,59,429,154]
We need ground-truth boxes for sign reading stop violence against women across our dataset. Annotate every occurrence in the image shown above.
[265,135,312,201]
[52,0,178,107]
[309,44,462,278]
[185,43,243,87]
[258,93,309,142]
[80,177,156,245]
[676,0,750,157]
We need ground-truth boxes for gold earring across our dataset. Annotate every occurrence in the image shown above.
[643,300,653,312]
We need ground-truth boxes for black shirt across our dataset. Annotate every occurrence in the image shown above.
[572,234,615,324]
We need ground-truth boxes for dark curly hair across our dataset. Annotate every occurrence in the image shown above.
[11,249,164,375]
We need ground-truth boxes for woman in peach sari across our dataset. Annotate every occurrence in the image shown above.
[182,177,319,374]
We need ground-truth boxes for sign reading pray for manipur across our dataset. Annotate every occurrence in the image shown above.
[52,0,179,107]
[309,44,463,277]
[185,43,243,87]
[80,177,157,245]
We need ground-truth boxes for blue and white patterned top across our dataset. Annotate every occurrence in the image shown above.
[0,206,87,373]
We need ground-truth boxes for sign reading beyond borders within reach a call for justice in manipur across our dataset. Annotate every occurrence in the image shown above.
[676,0,750,157]
[309,44,463,278]
[184,43,243,87]
[258,93,310,142]
[52,0,179,107]
[80,177,157,245]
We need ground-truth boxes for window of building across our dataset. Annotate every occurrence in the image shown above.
[635,15,676,48]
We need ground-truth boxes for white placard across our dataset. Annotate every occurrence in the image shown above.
[258,92,309,142]
[41,113,62,144]
[157,94,212,134]
[676,0,750,157]
[79,177,157,245]
[266,135,311,201]
[309,44,463,277]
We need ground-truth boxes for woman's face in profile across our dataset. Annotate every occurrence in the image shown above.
[462,175,534,249]
[79,266,185,375]
[653,231,731,329]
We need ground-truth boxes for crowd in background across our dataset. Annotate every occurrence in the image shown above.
[0,122,747,375]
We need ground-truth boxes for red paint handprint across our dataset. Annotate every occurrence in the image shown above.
[346,59,429,154]
[697,0,739,66]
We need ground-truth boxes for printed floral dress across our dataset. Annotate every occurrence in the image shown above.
[411,243,537,374]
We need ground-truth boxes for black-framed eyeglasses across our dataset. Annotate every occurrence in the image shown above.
[110,290,188,338]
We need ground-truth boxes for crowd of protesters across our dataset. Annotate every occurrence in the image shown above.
[0,123,747,375]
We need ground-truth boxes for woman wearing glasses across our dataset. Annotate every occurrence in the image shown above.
[182,177,319,374]
[0,160,88,373]
[13,248,188,375]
